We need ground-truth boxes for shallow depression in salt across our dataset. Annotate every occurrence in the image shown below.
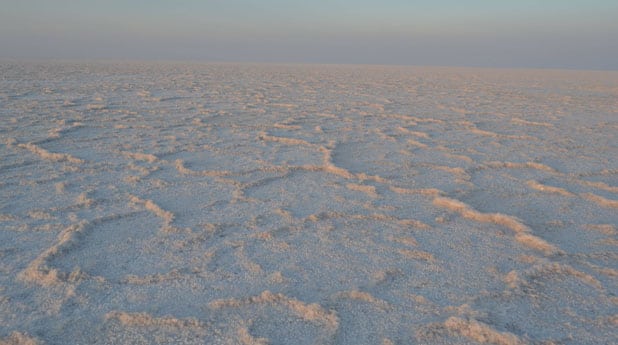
[1,62,617,344]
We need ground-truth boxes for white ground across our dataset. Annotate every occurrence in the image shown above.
[0,62,616,345]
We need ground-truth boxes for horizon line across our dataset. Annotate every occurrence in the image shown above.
[1,56,617,73]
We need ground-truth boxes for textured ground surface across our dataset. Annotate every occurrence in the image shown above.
[1,62,617,344]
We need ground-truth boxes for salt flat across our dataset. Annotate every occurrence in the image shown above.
[0,61,616,345]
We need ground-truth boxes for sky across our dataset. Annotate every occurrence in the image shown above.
[1,0,617,70]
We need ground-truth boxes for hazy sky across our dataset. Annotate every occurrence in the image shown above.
[1,0,617,69]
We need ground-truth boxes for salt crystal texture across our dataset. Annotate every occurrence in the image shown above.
[0,62,616,344]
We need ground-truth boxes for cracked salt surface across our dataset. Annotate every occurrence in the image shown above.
[1,61,617,344]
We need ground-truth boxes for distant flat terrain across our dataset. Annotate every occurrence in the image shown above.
[1,62,616,344]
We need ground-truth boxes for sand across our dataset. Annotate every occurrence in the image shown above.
[0,61,616,344]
